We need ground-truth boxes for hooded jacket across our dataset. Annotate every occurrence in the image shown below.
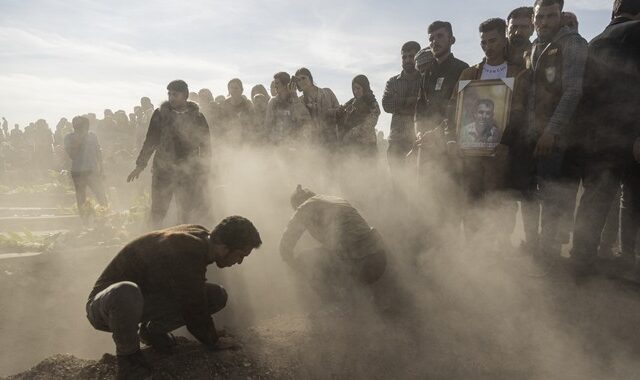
[135,101,211,176]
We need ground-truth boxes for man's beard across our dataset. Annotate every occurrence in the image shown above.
[403,64,416,73]
[509,35,529,48]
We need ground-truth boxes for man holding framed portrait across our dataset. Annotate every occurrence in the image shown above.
[447,18,529,245]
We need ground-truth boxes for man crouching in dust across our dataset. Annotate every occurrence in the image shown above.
[86,216,262,380]
[280,185,388,307]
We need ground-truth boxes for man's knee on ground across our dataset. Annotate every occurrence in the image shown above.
[206,283,228,314]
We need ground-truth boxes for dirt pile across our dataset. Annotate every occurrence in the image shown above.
[4,337,283,380]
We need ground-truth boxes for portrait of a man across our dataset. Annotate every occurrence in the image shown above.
[455,78,512,155]
[459,98,501,145]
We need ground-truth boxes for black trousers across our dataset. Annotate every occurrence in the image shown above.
[151,171,209,228]
[572,154,640,261]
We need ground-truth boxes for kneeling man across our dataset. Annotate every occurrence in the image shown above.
[86,217,262,380]
[280,185,387,291]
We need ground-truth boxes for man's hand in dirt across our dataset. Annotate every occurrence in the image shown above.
[127,166,144,183]
[205,338,242,352]
[634,138,640,163]
[534,131,555,157]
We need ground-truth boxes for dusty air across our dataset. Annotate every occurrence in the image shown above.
[1,0,640,379]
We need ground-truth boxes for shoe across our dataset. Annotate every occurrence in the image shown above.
[571,257,597,283]
[139,322,177,354]
[116,350,152,380]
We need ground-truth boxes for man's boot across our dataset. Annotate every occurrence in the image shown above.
[139,321,177,354]
[116,350,152,380]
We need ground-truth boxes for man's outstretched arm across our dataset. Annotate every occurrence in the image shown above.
[279,209,308,265]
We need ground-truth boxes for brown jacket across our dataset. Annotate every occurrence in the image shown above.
[88,224,218,345]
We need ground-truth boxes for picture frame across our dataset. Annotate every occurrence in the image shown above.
[455,78,514,157]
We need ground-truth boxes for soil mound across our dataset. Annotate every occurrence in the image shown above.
[5,337,278,380]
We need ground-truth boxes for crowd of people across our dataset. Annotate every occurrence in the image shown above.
[5,0,640,378]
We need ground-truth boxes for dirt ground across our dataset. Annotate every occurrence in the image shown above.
[4,239,640,379]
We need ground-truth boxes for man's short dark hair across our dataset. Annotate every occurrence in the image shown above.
[428,21,453,36]
[613,0,640,16]
[228,78,243,91]
[508,6,534,21]
[533,0,564,11]
[479,18,507,35]
[476,98,495,110]
[401,41,421,53]
[210,216,262,250]
[167,79,189,94]
[72,116,89,129]
[273,72,291,86]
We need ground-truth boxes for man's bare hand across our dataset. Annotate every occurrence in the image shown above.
[634,138,640,163]
[446,141,460,157]
[206,341,242,351]
[534,131,555,157]
[127,166,143,183]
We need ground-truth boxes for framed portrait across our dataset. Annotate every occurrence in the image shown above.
[455,78,514,156]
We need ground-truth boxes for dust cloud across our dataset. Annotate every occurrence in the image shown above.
[2,139,640,379]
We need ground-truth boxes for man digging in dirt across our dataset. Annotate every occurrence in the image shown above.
[280,185,388,306]
[86,217,262,380]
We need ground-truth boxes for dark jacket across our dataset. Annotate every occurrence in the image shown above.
[415,54,469,134]
[88,224,218,345]
[135,101,211,176]
[525,27,588,137]
[577,17,640,156]
[338,94,380,150]
[382,70,422,143]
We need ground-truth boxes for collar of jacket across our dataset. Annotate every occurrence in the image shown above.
[531,26,577,71]
[433,53,457,68]
[610,16,635,26]
[159,100,200,114]
[533,25,577,46]
[396,70,420,81]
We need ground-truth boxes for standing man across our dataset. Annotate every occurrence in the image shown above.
[416,22,468,136]
[127,80,212,228]
[264,72,312,144]
[507,7,535,66]
[136,97,155,150]
[414,21,468,230]
[526,0,588,260]
[64,116,108,219]
[295,67,340,151]
[571,0,640,276]
[86,217,262,380]
[382,41,422,178]
[449,18,529,245]
[219,78,254,144]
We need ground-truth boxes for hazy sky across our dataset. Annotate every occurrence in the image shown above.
[0,0,612,134]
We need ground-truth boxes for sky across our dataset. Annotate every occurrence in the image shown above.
[0,0,613,134]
